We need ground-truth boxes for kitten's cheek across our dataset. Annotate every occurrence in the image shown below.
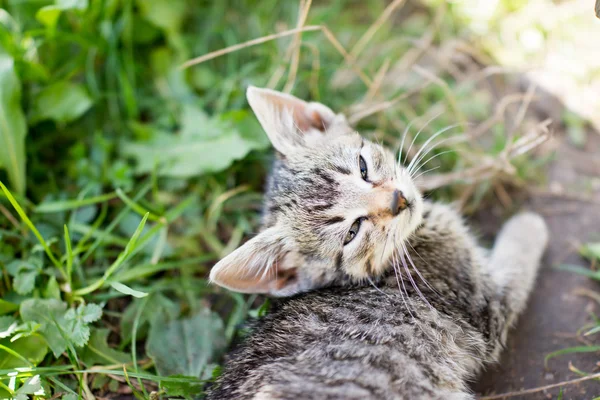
[344,260,371,280]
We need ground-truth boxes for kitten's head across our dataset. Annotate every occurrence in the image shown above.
[210,87,424,296]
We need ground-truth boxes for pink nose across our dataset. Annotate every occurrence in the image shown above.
[391,190,408,216]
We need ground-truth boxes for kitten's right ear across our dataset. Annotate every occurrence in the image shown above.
[246,86,344,155]
[209,226,302,297]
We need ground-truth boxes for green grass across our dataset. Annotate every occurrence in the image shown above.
[0,0,549,398]
[552,242,600,371]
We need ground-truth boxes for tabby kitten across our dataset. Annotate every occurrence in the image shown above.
[206,86,548,399]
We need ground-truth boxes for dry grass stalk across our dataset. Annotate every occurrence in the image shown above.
[180,25,373,87]
[284,0,313,92]
[348,80,432,125]
[349,0,406,60]
[0,203,21,232]
[412,65,469,131]
[364,58,391,103]
[417,118,551,192]
[444,93,533,148]
[180,25,322,69]
[479,370,600,399]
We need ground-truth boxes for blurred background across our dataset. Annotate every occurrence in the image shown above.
[0,0,599,398]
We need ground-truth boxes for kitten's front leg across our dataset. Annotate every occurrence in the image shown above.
[485,212,549,352]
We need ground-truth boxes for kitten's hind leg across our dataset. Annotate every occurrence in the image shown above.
[486,212,549,335]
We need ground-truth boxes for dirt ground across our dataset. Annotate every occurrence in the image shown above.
[472,124,600,399]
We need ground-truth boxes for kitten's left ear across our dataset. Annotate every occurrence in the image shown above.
[247,86,347,155]
[209,226,304,297]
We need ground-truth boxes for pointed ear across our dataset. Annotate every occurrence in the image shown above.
[209,227,302,296]
[246,86,343,155]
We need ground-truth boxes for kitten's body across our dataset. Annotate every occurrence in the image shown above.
[207,87,548,399]
[208,203,547,399]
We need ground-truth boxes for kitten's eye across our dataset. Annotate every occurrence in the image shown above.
[344,218,365,245]
[359,156,368,181]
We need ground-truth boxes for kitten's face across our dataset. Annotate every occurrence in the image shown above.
[210,87,423,296]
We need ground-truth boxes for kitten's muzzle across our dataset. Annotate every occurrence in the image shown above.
[391,190,408,216]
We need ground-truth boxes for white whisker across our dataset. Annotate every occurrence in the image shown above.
[367,276,391,298]
[392,249,415,320]
[407,123,461,173]
[404,111,444,167]
[399,246,433,309]
[379,225,392,266]
[410,149,456,177]
[402,242,441,299]
[412,166,441,181]
[397,117,418,165]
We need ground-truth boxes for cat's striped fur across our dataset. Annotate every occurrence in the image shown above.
[206,87,548,399]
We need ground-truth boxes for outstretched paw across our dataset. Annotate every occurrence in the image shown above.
[501,212,549,252]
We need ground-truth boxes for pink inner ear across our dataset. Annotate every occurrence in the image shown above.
[290,106,329,133]
[268,93,327,133]
[291,106,315,133]
[214,267,298,294]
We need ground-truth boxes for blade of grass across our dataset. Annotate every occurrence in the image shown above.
[545,346,600,368]
[0,181,66,279]
[35,192,118,213]
[585,325,600,336]
[64,225,73,289]
[115,188,166,223]
[0,380,13,396]
[556,264,600,280]
[47,376,78,396]
[0,343,33,367]
[111,255,214,283]
[131,296,149,398]
[79,182,151,265]
[74,213,149,296]
[69,223,130,247]
[122,365,145,400]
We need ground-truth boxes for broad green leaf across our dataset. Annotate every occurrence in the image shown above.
[36,6,62,29]
[146,309,226,378]
[0,334,48,368]
[20,299,68,357]
[123,109,268,178]
[15,375,42,396]
[36,0,88,29]
[30,81,93,124]
[160,375,204,398]
[43,276,61,300]
[14,271,37,295]
[0,316,17,338]
[0,299,18,315]
[0,55,27,194]
[121,293,179,343]
[136,0,186,33]
[63,303,102,347]
[80,329,130,366]
[110,282,148,298]
[7,260,41,295]
[21,300,102,356]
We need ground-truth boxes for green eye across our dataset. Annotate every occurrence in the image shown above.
[359,156,368,181]
[344,218,364,245]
